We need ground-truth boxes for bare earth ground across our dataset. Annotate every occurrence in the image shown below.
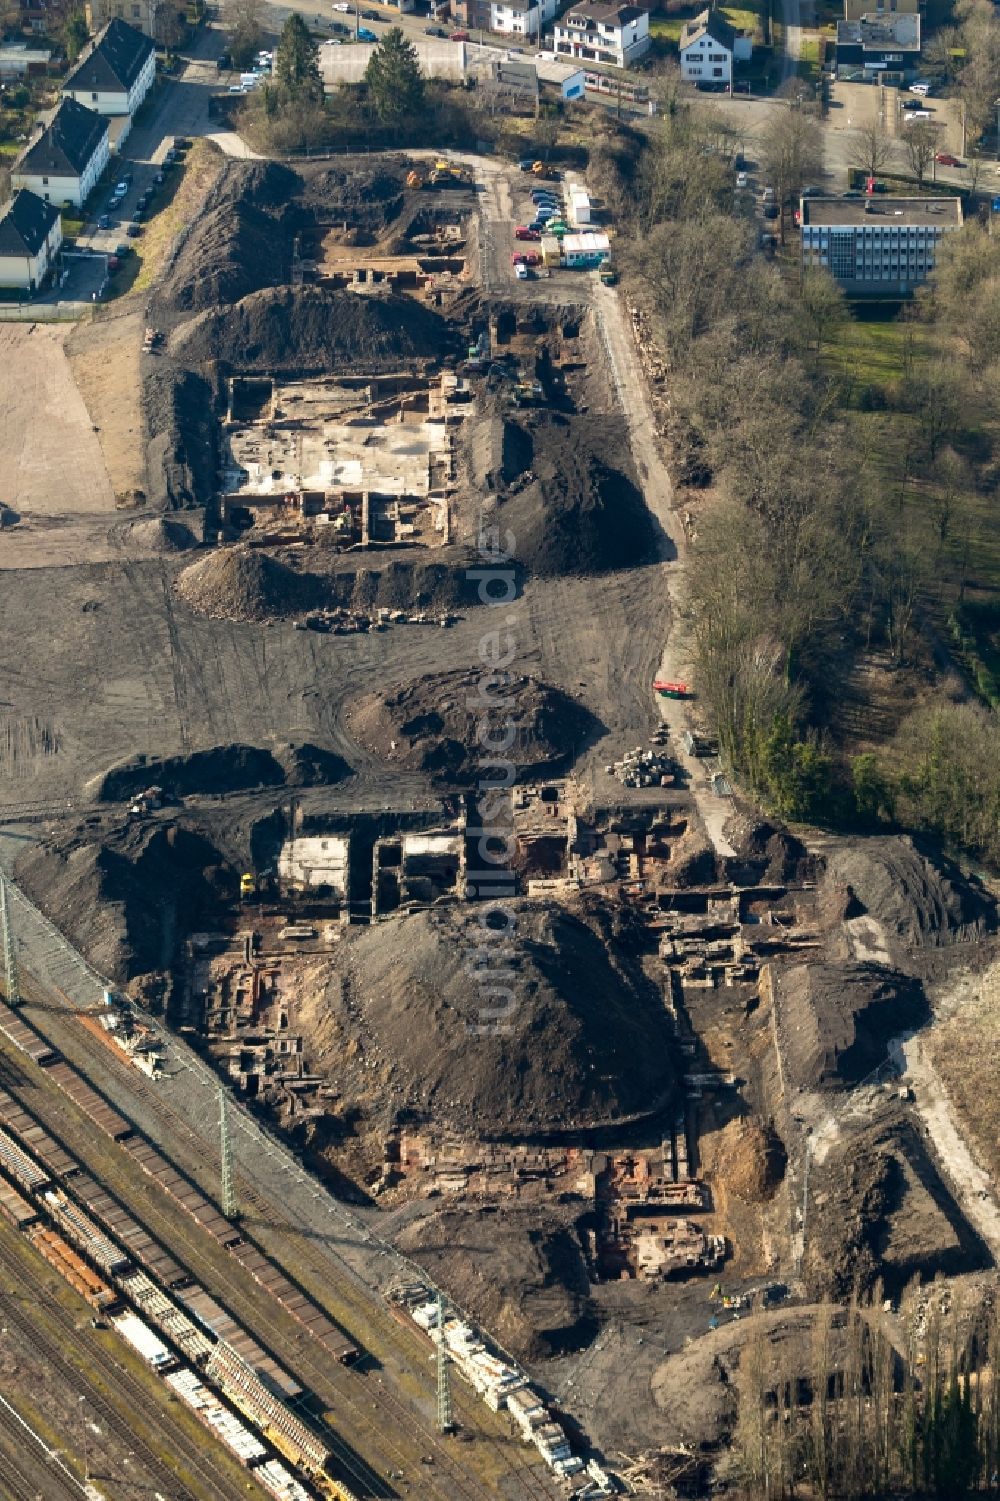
[918,957,1000,1255]
[0,325,119,570]
[66,307,146,499]
[0,557,670,803]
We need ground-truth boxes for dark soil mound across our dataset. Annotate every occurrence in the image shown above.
[280,742,351,787]
[347,668,596,785]
[821,836,998,950]
[98,745,286,801]
[498,413,655,577]
[175,547,325,622]
[15,822,235,980]
[319,556,475,614]
[172,286,454,373]
[119,516,199,553]
[724,811,817,885]
[340,897,676,1134]
[776,962,928,1091]
[160,160,301,314]
[804,1113,992,1300]
[397,1204,595,1362]
[143,367,216,509]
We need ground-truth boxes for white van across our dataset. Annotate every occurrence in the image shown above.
[240,72,260,88]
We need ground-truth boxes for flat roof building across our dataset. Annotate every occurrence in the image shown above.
[800,195,962,296]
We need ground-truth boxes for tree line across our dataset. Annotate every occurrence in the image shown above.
[602,78,1000,862]
[733,1279,1000,1499]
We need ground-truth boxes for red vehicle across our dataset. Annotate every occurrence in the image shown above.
[935,152,964,167]
[514,225,541,241]
[653,679,690,699]
[512,251,527,265]
[523,251,541,265]
[450,28,469,39]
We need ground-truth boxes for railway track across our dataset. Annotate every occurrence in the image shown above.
[0,1007,553,1501]
[3,880,569,1501]
[0,1222,251,1501]
[0,1392,83,1501]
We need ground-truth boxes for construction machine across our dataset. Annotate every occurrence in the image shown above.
[240,872,256,900]
[405,168,424,189]
[530,160,559,180]
[429,159,470,186]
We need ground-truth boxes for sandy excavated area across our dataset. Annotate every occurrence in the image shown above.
[0,325,116,519]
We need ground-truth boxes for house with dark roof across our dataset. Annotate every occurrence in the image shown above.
[62,18,156,117]
[11,97,110,209]
[452,0,559,39]
[0,188,63,293]
[679,7,752,86]
[552,1,650,67]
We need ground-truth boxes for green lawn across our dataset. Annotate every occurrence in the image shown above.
[823,310,1000,600]
[650,4,763,46]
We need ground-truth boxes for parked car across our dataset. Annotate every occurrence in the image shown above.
[935,151,964,166]
[736,171,748,187]
[514,225,540,240]
[515,261,529,279]
[523,251,541,265]
[903,107,932,120]
[97,213,111,229]
[357,26,377,40]
[115,242,130,256]
[173,136,192,149]
[908,81,931,95]
[332,2,351,10]
[115,179,129,196]
[450,28,469,39]
[216,52,231,69]
[762,202,779,219]
[518,157,536,171]
[361,8,380,17]
[762,185,775,202]
[153,170,165,184]
[125,223,142,237]
[424,24,446,35]
[512,251,527,264]
[801,185,823,197]
[228,82,245,92]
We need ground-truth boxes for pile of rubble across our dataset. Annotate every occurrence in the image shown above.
[293,606,457,635]
[607,738,676,789]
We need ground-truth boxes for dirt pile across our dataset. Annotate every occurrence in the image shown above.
[95,742,349,803]
[171,286,455,373]
[118,516,199,553]
[496,413,655,577]
[15,821,235,980]
[710,1117,786,1204]
[347,668,595,786]
[143,366,216,510]
[158,160,301,314]
[339,897,676,1134]
[724,812,817,885]
[803,1113,991,1299]
[397,1204,594,1362]
[295,159,407,237]
[776,962,928,1091]
[175,548,325,623]
[317,556,475,614]
[821,836,998,951]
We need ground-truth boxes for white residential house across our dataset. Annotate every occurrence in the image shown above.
[552,1,651,69]
[11,97,110,209]
[679,7,752,86]
[61,18,156,117]
[489,0,559,36]
[0,188,63,293]
[452,0,558,38]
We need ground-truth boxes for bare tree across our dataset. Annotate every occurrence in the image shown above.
[224,0,264,67]
[851,118,893,179]
[759,104,824,243]
[901,119,937,186]
[799,268,846,353]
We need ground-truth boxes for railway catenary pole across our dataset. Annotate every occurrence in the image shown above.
[436,1292,454,1435]
[219,1084,237,1220]
[0,872,19,1007]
